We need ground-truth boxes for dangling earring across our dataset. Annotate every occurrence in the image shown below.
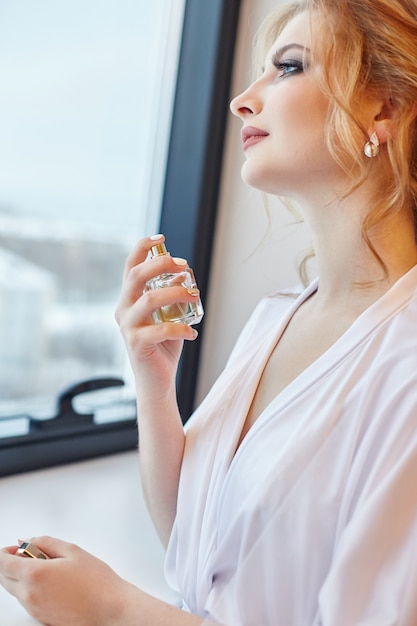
[364,131,380,158]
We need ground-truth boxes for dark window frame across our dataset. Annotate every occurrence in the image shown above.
[0,0,241,476]
[160,0,241,421]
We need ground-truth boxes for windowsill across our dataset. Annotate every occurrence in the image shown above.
[0,451,178,625]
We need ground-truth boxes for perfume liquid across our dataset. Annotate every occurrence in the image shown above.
[145,243,204,326]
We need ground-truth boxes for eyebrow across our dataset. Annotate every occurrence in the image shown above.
[274,43,309,56]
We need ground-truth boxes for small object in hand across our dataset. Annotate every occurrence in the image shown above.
[16,542,50,560]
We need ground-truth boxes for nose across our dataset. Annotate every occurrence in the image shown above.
[230,80,262,119]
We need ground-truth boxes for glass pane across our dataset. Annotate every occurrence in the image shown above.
[0,0,185,429]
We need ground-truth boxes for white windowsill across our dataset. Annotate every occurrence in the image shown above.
[0,451,178,625]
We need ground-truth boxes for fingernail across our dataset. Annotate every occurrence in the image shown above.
[191,329,199,339]
[150,234,164,241]
[187,288,200,297]
[172,257,188,266]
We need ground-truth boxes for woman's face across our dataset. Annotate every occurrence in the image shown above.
[230,11,340,200]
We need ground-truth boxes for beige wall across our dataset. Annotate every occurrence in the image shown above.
[196,0,314,403]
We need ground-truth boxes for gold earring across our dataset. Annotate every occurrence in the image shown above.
[364,132,380,158]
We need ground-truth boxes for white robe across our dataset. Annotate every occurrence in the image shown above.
[165,266,417,625]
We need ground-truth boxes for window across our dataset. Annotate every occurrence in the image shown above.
[0,0,241,475]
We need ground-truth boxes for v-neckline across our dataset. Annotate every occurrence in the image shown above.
[231,281,319,457]
[232,265,417,460]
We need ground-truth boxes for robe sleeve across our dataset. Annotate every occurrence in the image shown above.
[317,410,417,625]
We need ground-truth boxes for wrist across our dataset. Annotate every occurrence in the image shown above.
[135,382,180,419]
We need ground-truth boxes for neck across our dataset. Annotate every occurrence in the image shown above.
[299,191,417,308]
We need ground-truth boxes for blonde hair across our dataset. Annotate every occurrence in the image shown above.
[255,0,417,272]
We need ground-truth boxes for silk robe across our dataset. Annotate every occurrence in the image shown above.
[165,266,417,625]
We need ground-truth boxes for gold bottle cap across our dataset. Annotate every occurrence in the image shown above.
[150,243,168,257]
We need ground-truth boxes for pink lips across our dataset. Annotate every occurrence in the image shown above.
[241,126,269,151]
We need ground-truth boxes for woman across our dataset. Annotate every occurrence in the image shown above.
[1,1,417,624]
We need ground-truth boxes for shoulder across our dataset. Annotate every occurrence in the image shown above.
[245,289,300,326]
[227,282,313,363]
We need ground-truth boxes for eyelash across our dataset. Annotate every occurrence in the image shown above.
[272,58,304,78]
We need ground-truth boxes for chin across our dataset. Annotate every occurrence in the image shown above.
[241,165,269,192]
[241,161,289,195]
[242,162,307,198]
[241,171,282,196]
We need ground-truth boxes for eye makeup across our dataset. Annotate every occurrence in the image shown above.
[269,43,310,77]
[272,57,305,77]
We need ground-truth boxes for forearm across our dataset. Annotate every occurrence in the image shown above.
[115,583,210,626]
[136,389,185,546]
[114,235,198,545]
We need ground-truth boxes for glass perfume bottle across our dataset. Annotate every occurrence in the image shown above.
[145,242,204,326]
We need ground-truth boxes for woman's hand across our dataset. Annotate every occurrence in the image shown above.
[0,537,209,626]
[0,537,127,626]
[115,235,199,403]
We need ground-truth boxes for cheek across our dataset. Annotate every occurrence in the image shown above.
[277,91,331,173]
[279,89,329,146]
[240,85,333,193]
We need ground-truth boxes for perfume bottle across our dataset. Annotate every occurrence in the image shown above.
[145,242,204,326]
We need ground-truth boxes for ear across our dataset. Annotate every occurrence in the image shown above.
[371,98,396,145]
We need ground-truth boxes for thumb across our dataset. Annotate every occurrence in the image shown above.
[22,536,73,559]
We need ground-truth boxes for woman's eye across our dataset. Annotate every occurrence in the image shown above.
[273,59,304,78]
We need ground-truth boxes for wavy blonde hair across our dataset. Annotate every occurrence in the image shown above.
[254,0,417,277]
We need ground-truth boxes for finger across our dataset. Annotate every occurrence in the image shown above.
[1,545,19,555]
[0,549,23,582]
[121,285,200,334]
[120,256,191,315]
[122,234,165,282]
[0,544,17,582]
[0,573,20,598]
[142,284,201,316]
[119,281,200,325]
[29,535,77,559]
[124,314,198,354]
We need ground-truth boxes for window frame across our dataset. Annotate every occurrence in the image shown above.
[0,0,241,475]
[160,0,241,421]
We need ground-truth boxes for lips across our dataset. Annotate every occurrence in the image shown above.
[241,126,269,151]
